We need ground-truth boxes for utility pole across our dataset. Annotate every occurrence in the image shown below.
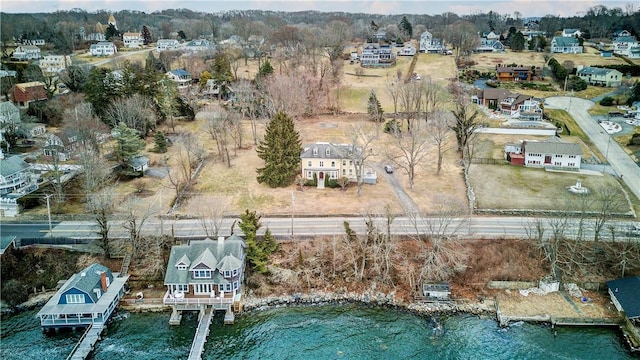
[45,194,52,235]
[290,191,295,237]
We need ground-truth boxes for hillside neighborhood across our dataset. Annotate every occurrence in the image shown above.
[1,5,640,358]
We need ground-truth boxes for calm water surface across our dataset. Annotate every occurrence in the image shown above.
[1,305,636,360]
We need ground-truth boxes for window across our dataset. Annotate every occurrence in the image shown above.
[234,281,239,290]
[325,148,330,156]
[173,284,188,292]
[319,161,324,167]
[225,270,231,278]
[331,161,335,167]
[342,160,346,166]
[226,283,232,291]
[193,270,211,279]
[66,294,84,304]
[556,154,563,158]
[233,269,238,277]
[177,264,187,270]
[308,161,312,167]
[568,155,576,159]
[307,171,312,179]
[312,147,318,155]
[342,169,346,175]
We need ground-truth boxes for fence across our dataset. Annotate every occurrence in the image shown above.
[471,158,509,165]
[18,237,93,247]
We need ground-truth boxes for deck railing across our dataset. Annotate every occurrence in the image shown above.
[163,291,234,306]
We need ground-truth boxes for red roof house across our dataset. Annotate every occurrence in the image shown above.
[9,81,47,107]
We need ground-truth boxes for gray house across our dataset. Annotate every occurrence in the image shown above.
[551,36,583,53]
[577,67,623,87]
[607,276,640,323]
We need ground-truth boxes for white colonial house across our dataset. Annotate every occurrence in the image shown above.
[397,44,416,56]
[39,55,72,74]
[122,32,143,48]
[419,30,446,53]
[522,137,582,170]
[300,142,376,189]
[12,45,41,60]
[156,39,180,52]
[550,36,583,53]
[89,42,117,56]
[612,36,639,56]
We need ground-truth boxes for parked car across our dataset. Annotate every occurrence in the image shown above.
[384,165,393,174]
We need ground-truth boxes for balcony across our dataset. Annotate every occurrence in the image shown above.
[163,290,234,308]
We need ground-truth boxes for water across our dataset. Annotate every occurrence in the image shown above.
[1,305,636,360]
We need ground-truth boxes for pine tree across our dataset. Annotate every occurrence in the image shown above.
[256,111,302,187]
[114,122,146,166]
[398,16,413,38]
[367,90,384,122]
[239,209,271,274]
[257,59,274,79]
[141,25,152,45]
[153,130,168,153]
[211,52,234,98]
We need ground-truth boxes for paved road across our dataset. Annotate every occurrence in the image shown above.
[2,216,638,242]
[545,97,640,200]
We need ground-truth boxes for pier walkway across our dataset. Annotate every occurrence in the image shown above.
[188,307,214,360]
[66,323,104,360]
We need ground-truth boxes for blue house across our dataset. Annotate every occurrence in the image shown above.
[37,263,129,329]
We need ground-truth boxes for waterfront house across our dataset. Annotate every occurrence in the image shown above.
[482,31,501,40]
[300,142,376,189]
[12,45,41,60]
[122,32,142,48]
[0,153,33,196]
[612,36,639,56]
[551,36,583,53]
[89,42,117,56]
[613,30,632,39]
[37,263,129,330]
[360,43,395,66]
[163,236,246,324]
[156,39,180,52]
[607,276,640,323]
[127,155,149,173]
[166,69,192,90]
[419,30,446,53]
[522,137,582,170]
[577,67,623,87]
[9,82,47,107]
[422,283,451,300]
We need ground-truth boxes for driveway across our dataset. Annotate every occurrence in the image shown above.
[373,163,421,215]
[545,97,640,200]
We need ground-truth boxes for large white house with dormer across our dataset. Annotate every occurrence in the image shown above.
[612,36,639,56]
[420,30,446,53]
[89,42,117,56]
[39,55,72,74]
[123,32,143,48]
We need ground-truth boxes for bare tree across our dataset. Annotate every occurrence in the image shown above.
[421,77,446,125]
[104,94,157,136]
[198,197,226,238]
[450,100,480,161]
[166,134,205,203]
[121,195,157,259]
[205,110,233,166]
[348,126,376,197]
[233,79,264,145]
[386,126,431,189]
[444,20,479,61]
[385,81,401,120]
[398,80,423,131]
[592,185,627,242]
[88,186,116,257]
[78,145,112,202]
[429,111,452,175]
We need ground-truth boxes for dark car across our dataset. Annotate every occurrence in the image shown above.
[384,165,393,174]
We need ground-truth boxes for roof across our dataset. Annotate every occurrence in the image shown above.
[15,81,45,91]
[164,236,246,285]
[169,69,191,77]
[496,66,532,73]
[16,45,40,51]
[123,32,140,36]
[127,155,149,168]
[577,67,621,76]
[524,137,583,156]
[0,155,30,178]
[563,28,580,33]
[0,236,16,255]
[59,263,113,303]
[0,102,20,123]
[480,88,511,100]
[607,276,640,319]
[300,142,362,160]
[613,36,637,43]
[552,36,579,46]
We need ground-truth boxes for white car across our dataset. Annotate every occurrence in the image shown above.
[384,165,393,174]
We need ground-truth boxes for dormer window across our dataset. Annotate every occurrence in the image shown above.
[325,148,330,156]
[312,147,318,156]
[177,264,187,270]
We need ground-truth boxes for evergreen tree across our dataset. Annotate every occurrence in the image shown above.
[113,122,146,167]
[105,23,120,41]
[61,65,89,92]
[257,59,274,79]
[238,209,275,274]
[628,81,640,105]
[141,25,152,45]
[211,52,234,98]
[256,111,302,187]
[367,90,384,122]
[84,67,119,119]
[510,31,526,51]
[153,130,168,153]
[398,16,413,38]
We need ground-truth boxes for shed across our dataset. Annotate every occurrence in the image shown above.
[508,153,525,166]
[422,282,451,300]
[607,276,640,321]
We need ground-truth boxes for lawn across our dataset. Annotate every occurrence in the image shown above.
[469,164,631,213]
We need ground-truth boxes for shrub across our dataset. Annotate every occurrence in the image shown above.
[600,96,614,106]
[384,119,402,134]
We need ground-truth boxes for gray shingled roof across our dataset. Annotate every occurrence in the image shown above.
[0,102,20,124]
[552,36,579,46]
[164,235,245,285]
[0,155,30,178]
[300,142,362,160]
[577,67,619,76]
[607,276,640,319]
[59,263,113,303]
[524,137,582,156]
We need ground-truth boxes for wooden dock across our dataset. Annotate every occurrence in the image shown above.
[66,323,104,360]
[188,307,214,360]
[551,317,621,327]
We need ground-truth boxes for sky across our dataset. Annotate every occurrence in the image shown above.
[0,0,636,17]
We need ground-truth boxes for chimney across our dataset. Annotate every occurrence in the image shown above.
[217,236,225,245]
[100,272,108,291]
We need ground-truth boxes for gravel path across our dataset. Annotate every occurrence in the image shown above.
[373,163,421,215]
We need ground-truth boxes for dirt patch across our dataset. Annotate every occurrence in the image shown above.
[496,290,619,319]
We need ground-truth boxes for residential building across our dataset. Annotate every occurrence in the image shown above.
[607,276,640,323]
[166,69,192,90]
[163,236,245,324]
[422,283,451,300]
[496,66,535,82]
[612,36,639,56]
[22,122,46,138]
[550,36,583,53]
[612,29,632,39]
[472,88,511,108]
[37,263,129,330]
[515,99,544,121]
[0,153,34,196]
[300,142,377,189]
[522,30,546,41]
[562,29,582,37]
[577,67,623,87]
[127,155,149,173]
[123,32,142,48]
[17,39,45,46]
[474,38,505,52]
[89,42,117,56]
[374,30,387,41]
[522,137,582,170]
[184,39,211,52]
[43,132,78,161]
[39,55,72,74]
[12,45,41,60]
[0,101,21,143]
[419,30,446,53]
[360,43,395,66]
[9,82,47,107]
[156,39,180,52]
[482,31,501,40]
[397,44,416,56]
[629,47,640,59]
